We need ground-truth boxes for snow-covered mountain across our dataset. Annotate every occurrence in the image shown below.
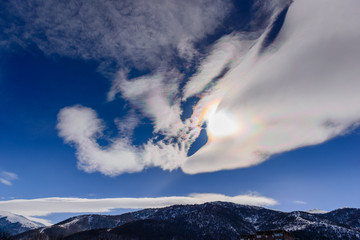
[305,209,329,214]
[0,210,44,236]
[14,202,360,240]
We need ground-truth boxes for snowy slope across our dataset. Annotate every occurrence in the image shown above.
[0,210,44,235]
[305,209,329,214]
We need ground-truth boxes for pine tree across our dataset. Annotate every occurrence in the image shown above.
[0,231,12,240]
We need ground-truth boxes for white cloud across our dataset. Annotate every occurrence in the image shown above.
[181,0,360,173]
[114,111,140,138]
[143,140,187,171]
[57,106,144,176]
[56,105,187,175]
[110,69,184,134]
[0,179,11,186]
[0,171,18,186]
[293,200,307,205]
[0,193,277,224]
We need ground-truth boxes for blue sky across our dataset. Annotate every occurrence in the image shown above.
[1,0,360,225]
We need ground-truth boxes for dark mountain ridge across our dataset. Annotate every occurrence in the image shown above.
[12,202,360,240]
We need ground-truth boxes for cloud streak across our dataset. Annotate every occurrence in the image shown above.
[0,193,277,224]
[0,171,18,186]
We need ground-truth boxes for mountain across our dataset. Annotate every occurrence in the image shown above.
[14,202,360,240]
[0,210,44,236]
[322,208,360,231]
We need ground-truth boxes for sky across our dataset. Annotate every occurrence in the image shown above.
[1,0,360,226]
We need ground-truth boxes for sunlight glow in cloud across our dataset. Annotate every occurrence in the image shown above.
[183,0,360,173]
[0,193,277,224]
[207,106,241,139]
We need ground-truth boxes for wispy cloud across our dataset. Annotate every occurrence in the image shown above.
[0,193,277,224]
[0,171,18,186]
[110,69,184,134]
[293,200,307,205]
[1,0,231,71]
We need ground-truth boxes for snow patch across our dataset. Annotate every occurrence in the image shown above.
[305,209,329,214]
[0,210,44,228]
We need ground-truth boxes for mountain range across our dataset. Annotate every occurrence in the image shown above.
[4,202,360,240]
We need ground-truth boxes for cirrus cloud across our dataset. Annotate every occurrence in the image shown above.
[0,171,18,186]
[0,0,232,71]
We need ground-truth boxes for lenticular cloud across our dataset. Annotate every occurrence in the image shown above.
[56,0,360,175]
